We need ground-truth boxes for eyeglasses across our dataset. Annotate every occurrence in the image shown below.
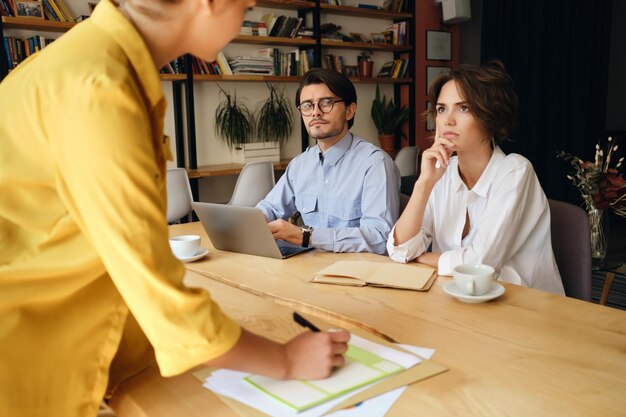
[297,98,344,116]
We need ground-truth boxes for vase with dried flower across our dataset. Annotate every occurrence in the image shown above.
[558,137,626,264]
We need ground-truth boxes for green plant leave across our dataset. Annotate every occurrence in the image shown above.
[255,82,293,145]
[214,85,255,148]
[371,84,409,135]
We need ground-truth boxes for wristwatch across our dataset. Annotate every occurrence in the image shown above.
[301,225,314,248]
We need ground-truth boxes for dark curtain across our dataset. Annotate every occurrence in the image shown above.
[480,0,613,204]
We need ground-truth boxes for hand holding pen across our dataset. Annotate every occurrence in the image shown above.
[286,312,350,379]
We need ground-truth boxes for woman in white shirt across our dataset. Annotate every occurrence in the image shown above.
[387,61,564,295]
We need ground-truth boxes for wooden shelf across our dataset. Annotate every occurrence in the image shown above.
[1,16,74,32]
[320,4,411,20]
[160,74,186,81]
[256,0,315,11]
[187,159,291,179]
[233,35,316,47]
[321,39,411,52]
[162,74,411,84]
[349,77,412,84]
[193,74,301,82]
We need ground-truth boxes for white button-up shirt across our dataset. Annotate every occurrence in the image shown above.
[387,147,565,295]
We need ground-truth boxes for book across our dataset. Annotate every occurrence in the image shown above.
[311,261,437,291]
[215,51,232,75]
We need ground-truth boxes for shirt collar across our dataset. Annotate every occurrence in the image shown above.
[90,0,163,109]
[318,132,353,167]
[452,146,506,197]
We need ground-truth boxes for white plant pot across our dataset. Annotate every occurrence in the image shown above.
[233,142,280,164]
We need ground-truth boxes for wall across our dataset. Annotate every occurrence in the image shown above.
[413,1,461,153]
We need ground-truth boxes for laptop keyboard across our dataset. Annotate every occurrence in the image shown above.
[278,243,305,257]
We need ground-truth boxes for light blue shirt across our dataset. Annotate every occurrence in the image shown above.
[256,133,400,254]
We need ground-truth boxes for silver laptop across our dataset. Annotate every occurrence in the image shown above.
[192,202,313,259]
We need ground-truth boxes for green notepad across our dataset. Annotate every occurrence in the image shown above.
[243,334,421,412]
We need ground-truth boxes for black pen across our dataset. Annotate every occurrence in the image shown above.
[293,312,320,332]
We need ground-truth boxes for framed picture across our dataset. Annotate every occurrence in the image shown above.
[426,66,451,90]
[350,32,369,44]
[426,30,452,61]
[370,33,387,45]
[15,0,44,18]
[343,65,358,78]
[425,102,435,131]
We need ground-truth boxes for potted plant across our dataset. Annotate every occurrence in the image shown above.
[371,84,409,155]
[255,82,293,147]
[357,50,373,78]
[214,85,255,149]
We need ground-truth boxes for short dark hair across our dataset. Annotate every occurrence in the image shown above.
[426,60,518,145]
[295,68,357,128]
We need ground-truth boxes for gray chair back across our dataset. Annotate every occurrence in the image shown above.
[166,168,193,223]
[229,161,276,207]
[548,199,592,301]
[394,146,419,177]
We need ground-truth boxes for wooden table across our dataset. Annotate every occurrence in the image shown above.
[110,222,626,417]
[187,160,291,179]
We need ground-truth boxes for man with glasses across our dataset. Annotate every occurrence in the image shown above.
[256,68,400,254]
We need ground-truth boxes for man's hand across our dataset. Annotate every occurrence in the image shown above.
[268,219,305,245]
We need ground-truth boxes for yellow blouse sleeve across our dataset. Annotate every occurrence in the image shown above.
[44,73,240,376]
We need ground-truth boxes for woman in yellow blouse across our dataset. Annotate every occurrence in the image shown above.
[0,0,349,416]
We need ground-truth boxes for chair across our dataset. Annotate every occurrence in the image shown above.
[394,146,419,177]
[548,199,592,301]
[166,168,193,224]
[399,193,410,216]
[228,161,276,207]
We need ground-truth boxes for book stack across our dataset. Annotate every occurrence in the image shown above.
[3,35,54,70]
[383,21,407,45]
[227,55,273,76]
[0,0,15,16]
[376,58,409,78]
[42,0,74,22]
[240,20,268,37]
[159,52,233,76]
[261,13,303,38]
[322,54,346,74]
[258,48,313,77]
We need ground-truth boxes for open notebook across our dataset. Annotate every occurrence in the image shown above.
[310,261,437,291]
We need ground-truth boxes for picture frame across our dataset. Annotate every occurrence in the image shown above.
[425,102,435,131]
[426,66,451,90]
[343,65,358,78]
[15,0,44,18]
[350,32,369,44]
[370,33,387,45]
[426,30,452,61]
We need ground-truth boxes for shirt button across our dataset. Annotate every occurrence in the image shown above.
[324,179,329,184]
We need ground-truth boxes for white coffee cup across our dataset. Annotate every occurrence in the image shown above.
[453,264,495,296]
[169,235,201,259]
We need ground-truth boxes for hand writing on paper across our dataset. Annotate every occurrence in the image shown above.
[285,330,351,379]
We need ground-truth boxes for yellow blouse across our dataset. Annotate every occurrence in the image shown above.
[0,1,240,416]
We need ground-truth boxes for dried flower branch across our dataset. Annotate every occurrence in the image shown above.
[558,137,626,218]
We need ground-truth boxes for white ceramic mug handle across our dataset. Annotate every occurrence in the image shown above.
[466,280,475,296]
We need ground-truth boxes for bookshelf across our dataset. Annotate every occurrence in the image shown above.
[1,0,417,187]
[173,0,415,183]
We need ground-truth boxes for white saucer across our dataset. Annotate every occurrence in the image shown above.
[176,247,209,263]
[443,281,505,303]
